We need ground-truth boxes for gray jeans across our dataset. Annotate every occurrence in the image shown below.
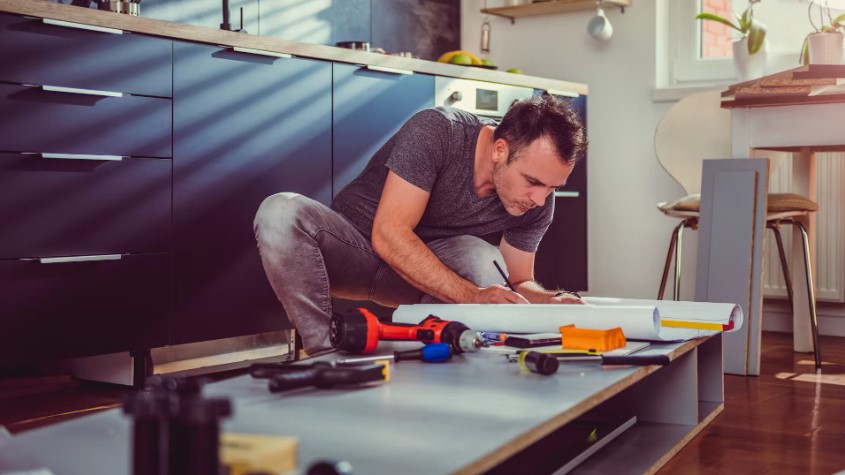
[253,192,507,354]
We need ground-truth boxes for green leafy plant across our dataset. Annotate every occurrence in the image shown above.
[695,0,767,55]
[800,0,845,64]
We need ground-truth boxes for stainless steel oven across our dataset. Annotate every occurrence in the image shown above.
[434,77,534,118]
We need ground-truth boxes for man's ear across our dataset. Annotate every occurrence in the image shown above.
[492,138,509,164]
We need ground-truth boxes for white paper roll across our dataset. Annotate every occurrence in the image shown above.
[392,304,662,340]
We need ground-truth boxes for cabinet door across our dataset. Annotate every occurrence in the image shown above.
[0,84,172,158]
[0,253,169,361]
[0,13,172,97]
[331,64,433,319]
[172,43,332,344]
[535,95,588,292]
[535,195,588,292]
[332,63,434,195]
[0,153,171,260]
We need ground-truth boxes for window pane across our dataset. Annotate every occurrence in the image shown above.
[699,0,845,59]
[701,0,734,59]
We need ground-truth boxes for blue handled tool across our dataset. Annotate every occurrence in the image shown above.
[336,343,453,364]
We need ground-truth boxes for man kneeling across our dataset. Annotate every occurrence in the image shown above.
[254,95,587,355]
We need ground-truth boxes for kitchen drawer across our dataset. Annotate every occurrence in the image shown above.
[0,13,172,97]
[0,153,171,260]
[0,84,172,157]
[0,253,170,360]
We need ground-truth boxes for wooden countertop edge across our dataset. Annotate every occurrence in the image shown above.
[0,0,588,96]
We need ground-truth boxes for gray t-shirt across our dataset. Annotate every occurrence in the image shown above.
[331,107,554,253]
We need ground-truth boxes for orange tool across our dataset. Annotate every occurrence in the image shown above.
[558,325,626,353]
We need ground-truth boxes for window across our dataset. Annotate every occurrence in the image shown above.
[665,0,845,86]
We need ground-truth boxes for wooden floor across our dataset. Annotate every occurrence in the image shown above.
[659,332,845,475]
[1,332,844,473]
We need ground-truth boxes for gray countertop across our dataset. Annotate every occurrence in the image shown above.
[0,340,699,475]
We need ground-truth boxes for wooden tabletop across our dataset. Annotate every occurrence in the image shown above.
[722,65,845,108]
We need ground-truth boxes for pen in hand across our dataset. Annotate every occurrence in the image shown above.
[493,260,518,293]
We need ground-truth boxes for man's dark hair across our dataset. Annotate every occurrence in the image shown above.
[494,94,587,165]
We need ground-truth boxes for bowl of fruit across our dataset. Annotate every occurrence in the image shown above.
[437,50,498,69]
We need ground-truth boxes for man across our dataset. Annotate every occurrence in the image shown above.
[254,94,587,355]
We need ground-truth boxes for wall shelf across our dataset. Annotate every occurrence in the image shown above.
[481,0,630,24]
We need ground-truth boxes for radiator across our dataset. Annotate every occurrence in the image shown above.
[764,152,845,302]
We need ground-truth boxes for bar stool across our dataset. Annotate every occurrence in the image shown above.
[654,90,821,369]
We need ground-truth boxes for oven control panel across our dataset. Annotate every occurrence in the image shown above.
[434,77,535,118]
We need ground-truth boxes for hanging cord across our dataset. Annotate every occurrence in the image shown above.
[481,0,492,53]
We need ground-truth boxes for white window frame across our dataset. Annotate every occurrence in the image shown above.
[665,0,802,87]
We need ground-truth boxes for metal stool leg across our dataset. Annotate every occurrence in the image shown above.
[768,221,795,310]
[789,219,821,370]
[673,222,686,301]
[658,219,696,301]
[658,221,683,300]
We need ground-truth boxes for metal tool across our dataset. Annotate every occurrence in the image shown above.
[335,343,452,365]
[506,351,670,366]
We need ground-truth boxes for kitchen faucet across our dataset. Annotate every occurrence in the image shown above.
[221,0,248,34]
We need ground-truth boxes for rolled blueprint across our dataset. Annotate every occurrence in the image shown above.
[392,298,742,342]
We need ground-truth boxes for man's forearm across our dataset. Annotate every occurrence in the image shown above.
[373,228,478,303]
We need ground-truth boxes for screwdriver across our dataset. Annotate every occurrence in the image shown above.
[517,350,559,375]
[335,343,453,364]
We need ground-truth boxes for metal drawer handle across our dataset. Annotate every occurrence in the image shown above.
[38,254,123,264]
[231,46,292,59]
[41,153,124,161]
[365,65,414,76]
[42,85,124,98]
[554,191,581,198]
[545,89,579,98]
[42,18,124,35]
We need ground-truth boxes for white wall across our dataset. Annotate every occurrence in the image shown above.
[460,1,845,337]
[462,0,688,299]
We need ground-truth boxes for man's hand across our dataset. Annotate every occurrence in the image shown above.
[550,292,584,305]
[475,285,530,304]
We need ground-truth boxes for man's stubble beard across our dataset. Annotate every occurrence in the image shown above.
[492,163,530,217]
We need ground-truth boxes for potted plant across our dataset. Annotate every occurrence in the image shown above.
[695,0,767,80]
[800,0,845,64]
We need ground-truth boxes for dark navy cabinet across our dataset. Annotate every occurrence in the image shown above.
[172,43,333,344]
[535,95,588,292]
[331,63,433,318]
[0,254,170,361]
[0,153,171,260]
[0,84,172,158]
[332,63,434,196]
[0,13,173,363]
[0,13,172,98]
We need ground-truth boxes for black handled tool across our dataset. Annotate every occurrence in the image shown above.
[507,352,670,366]
[250,361,388,392]
[518,350,560,375]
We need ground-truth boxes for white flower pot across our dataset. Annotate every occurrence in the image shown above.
[733,37,767,82]
[808,32,844,65]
